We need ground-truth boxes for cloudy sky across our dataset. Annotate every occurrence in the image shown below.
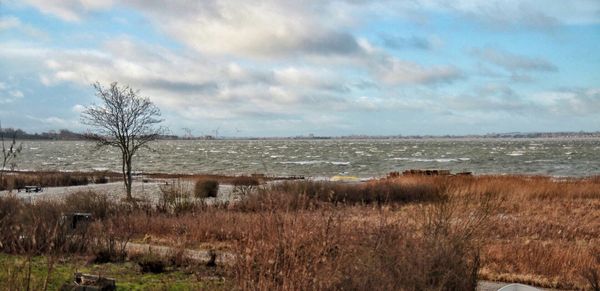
[0,0,599,136]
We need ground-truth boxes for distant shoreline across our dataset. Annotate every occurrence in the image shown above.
[12,135,600,142]
[3,128,600,141]
[3,169,599,181]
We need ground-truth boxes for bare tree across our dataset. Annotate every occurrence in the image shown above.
[81,82,165,200]
[0,121,22,189]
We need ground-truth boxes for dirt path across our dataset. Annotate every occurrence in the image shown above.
[477,281,563,291]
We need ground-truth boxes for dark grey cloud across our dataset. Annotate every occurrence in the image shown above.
[301,31,361,55]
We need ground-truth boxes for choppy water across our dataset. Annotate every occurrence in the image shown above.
[13,138,600,177]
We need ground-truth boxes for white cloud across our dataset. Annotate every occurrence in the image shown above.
[71,104,86,113]
[8,90,24,98]
[26,115,70,127]
[443,84,600,117]
[0,16,21,30]
[148,1,360,58]
[22,0,113,21]
[20,0,600,28]
[412,0,600,27]
[0,16,47,39]
[30,39,362,119]
[25,0,356,58]
[18,0,597,60]
[373,57,463,85]
[0,82,25,104]
[530,88,600,115]
[472,47,557,72]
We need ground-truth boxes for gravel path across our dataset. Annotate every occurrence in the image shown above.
[477,281,564,291]
[0,180,236,204]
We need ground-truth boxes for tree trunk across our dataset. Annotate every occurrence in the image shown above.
[1,158,6,190]
[121,152,130,200]
[126,155,133,200]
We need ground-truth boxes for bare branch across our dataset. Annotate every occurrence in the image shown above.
[80,82,166,199]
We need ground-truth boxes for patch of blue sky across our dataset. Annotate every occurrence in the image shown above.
[2,4,181,52]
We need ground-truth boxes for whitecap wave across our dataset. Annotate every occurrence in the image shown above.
[390,157,469,163]
[280,161,350,166]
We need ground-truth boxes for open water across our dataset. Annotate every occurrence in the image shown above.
[13,138,600,178]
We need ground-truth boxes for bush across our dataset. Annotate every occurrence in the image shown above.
[232,176,260,196]
[134,253,166,273]
[233,195,487,290]
[94,176,109,184]
[91,249,122,264]
[195,179,219,198]
[0,195,82,255]
[88,216,136,264]
[232,176,260,187]
[239,180,445,211]
[64,191,114,220]
[158,181,202,214]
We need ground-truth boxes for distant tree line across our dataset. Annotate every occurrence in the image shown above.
[0,128,179,140]
[1,126,599,141]
[0,128,84,140]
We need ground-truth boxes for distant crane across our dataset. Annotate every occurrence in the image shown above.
[181,127,193,139]
[213,126,220,139]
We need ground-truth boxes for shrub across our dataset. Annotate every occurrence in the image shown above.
[232,176,260,196]
[88,216,135,264]
[94,176,109,184]
[240,180,445,211]
[580,246,600,291]
[158,181,201,214]
[0,195,86,255]
[233,192,489,290]
[195,179,219,198]
[134,253,166,273]
[64,191,114,220]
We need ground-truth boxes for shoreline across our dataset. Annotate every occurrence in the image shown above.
[11,134,600,142]
[3,168,600,180]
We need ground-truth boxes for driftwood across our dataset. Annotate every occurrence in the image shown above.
[402,169,452,176]
[60,273,116,291]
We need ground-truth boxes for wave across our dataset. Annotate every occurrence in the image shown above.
[280,161,350,166]
[389,157,470,163]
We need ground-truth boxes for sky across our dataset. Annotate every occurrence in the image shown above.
[0,0,599,137]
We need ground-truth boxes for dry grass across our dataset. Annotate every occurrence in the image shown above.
[383,174,600,289]
[0,170,120,191]
[1,174,599,289]
[0,170,276,192]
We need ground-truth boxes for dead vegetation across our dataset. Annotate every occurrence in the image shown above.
[0,174,599,290]
[0,171,118,191]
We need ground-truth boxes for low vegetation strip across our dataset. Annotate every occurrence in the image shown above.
[0,171,117,191]
[0,170,281,192]
[0,174,598,290]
